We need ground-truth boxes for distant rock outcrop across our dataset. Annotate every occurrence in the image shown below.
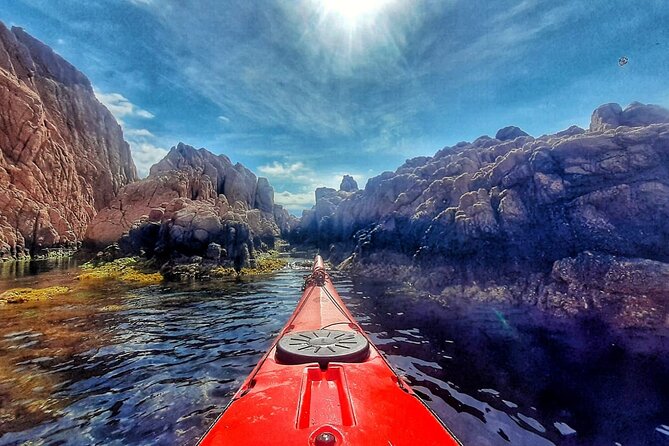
[340,175,359,192]
[0,22,137,260]
[86,143,296,270]
[295,102,669,326]
[590,102,669,132]
[495,126,530,141]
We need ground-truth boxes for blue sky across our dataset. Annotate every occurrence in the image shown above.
[3,0,669,213]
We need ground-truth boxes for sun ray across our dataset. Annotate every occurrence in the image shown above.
[321,0,393,28]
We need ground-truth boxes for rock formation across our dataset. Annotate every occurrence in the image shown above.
[86,143,296,271]
[340,174,359,192]
[495,126,529,141]
[0,22,137,260]
[296,102,669,326]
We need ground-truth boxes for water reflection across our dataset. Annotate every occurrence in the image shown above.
[0,263,668,445]
[0,257,81,282]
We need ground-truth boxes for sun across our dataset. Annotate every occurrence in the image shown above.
[321,0,393,27]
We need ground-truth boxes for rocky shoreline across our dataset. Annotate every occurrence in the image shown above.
[1,23,668,329]
[341,250,669,328]
[294,102,669,328]
[84,142,297,279]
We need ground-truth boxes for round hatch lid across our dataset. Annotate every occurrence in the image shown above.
[276,329,369,365]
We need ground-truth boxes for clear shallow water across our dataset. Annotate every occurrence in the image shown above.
[0,260,668,445]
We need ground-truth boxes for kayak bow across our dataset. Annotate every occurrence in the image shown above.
[199,255,461,446]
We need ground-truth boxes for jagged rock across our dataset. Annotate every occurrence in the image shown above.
[315,187,337,202]
[273,204,297,235]
[296,101,669,272]
[0,22,136,258]
[291,102,669,326]
[255,177,274,213]
[87,143,291,270]
[340,175,359,192]
[495,126,530,141]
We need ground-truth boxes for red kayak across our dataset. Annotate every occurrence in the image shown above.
[199,255,461,446]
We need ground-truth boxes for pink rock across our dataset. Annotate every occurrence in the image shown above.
[0,22,137,257]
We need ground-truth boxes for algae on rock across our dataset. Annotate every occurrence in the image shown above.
[0,286,70,304]
[77,257,163,285]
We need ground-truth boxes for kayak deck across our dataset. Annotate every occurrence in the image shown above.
[199,256,461,446]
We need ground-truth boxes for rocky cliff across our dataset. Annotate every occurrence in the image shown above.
[0,23,137,260]
[297,102,669,327]
[87,143,296,271]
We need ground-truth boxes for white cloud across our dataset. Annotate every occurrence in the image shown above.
[258,161,307,177]
[94,90,155,123]
[218,115,231,123]
[274,190,315,212]
[131,142,169,177]
[135,109,155,119]
[124,128,155,138]
[264,160,368,213]
[93,89,165,176]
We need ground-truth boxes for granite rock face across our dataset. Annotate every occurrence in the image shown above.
[87,143,296,269]
[0,23,136,260]
[296,102,669,326]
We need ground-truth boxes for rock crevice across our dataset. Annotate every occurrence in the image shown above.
[0,22,137,260]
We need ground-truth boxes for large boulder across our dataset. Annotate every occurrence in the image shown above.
[590,102,669,131]
[0,22,136,259]
[590,103,623,131]
[619,101,669,128]
[495,126,530,141]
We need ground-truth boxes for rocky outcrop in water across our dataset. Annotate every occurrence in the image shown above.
[87,143,296,271]
[297,102,669,327]
[0,23,137,260]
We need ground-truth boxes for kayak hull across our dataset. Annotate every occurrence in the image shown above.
[199,256,460,446]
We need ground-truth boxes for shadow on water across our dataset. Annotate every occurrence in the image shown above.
[0,260,668,445]
[332,272,669,446]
